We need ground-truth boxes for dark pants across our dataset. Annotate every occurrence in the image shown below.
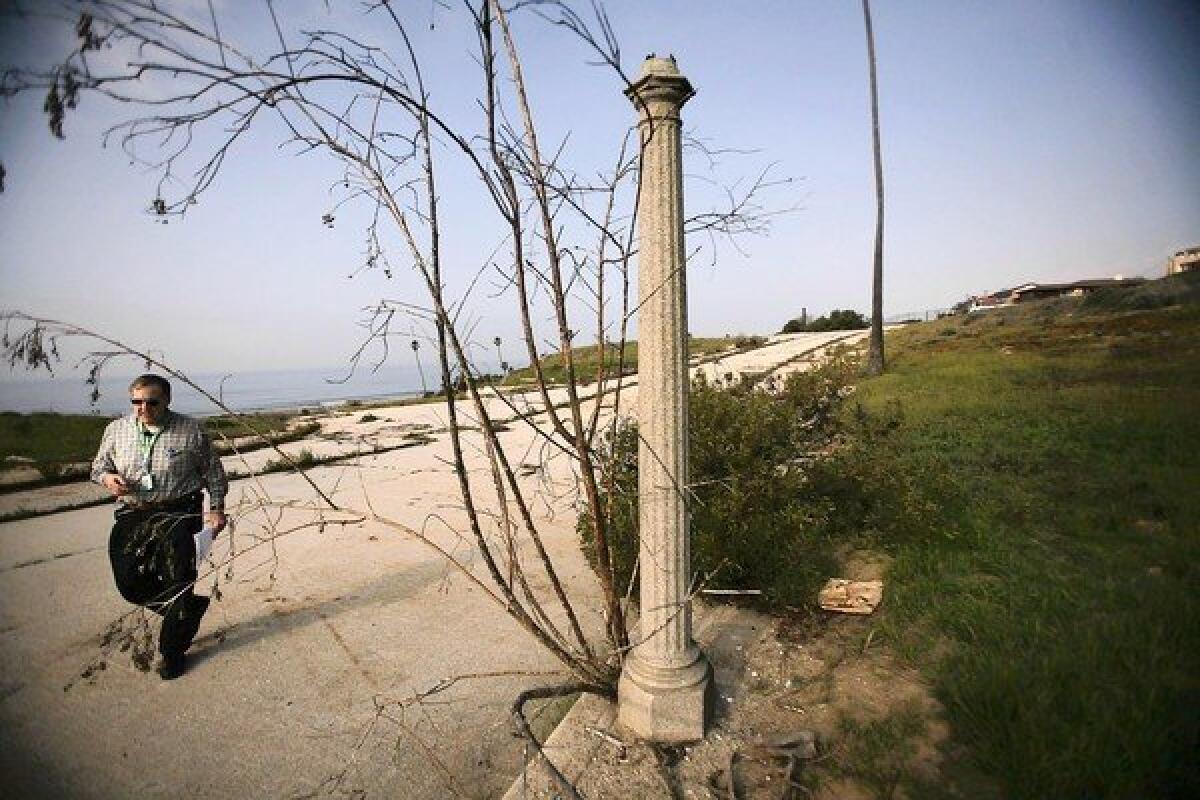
[108,492,206,659]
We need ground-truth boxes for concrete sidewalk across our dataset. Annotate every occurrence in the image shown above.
[0,419,603,798]
[0,330,866,798]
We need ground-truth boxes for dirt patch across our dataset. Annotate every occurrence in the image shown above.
[0,465,44,488]
[514,553,999,799]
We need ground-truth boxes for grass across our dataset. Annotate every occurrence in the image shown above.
[0,411,115,465]
[582,279,1198,796]
[203,412,300,440]
[0,409,309,493]
[829,706,927,799]
[0,410,304,467]
[503,335,764,386]
[263,446,318,472]
[846,294,1200,797]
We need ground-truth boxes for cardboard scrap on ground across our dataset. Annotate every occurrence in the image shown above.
[818,578,883,615]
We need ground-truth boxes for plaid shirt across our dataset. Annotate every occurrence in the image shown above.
[91,410,228,510]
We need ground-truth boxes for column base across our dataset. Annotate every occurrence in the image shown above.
[617,650,713,743]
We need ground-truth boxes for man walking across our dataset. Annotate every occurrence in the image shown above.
[92,374,228,680]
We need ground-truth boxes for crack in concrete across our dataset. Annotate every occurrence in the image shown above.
[1,545,105,574]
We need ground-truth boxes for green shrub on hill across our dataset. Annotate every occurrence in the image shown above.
[1081,270,1200,312]
[782,309,869,333]
[580,358,905,608]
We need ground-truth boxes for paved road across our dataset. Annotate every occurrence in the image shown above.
[0,331,864,798]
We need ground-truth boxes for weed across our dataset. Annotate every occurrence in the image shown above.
[262,447,317,473]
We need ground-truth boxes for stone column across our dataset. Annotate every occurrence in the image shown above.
[617,55,712,743]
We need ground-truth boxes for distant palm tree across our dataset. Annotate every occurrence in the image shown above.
[863,0,886,376]
[411,338,427,392]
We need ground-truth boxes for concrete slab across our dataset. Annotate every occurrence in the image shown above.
[0,331,865,797]
[502,603,773,800]
[0,422,604,799]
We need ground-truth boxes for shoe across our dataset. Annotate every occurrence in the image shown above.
[179,594,210,645]
[157,653,187,681]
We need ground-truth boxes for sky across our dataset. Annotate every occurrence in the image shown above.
[1,0,1197,381]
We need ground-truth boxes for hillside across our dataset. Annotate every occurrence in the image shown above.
[847,281,1199,796]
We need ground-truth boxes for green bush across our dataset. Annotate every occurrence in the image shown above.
[1080,271,1200,312]
[781,317,805,334]
[782,309,869,333]
[582,359,883,609]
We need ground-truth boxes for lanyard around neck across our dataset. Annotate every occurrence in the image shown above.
[136,420,164,470]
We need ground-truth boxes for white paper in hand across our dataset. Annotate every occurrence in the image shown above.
[194,527,215,568]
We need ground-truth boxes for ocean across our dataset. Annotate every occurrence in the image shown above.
[0,364,430,417]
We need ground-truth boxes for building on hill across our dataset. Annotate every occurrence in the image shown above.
[1010,277,1146,303]
[967,287,1016,312]
[962,277,1147,313]
[1167,247,1199,276]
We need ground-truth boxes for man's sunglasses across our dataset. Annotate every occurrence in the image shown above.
[131,398,162,407]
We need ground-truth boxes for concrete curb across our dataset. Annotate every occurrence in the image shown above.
[501,692,618,800]
[500,603,773,799]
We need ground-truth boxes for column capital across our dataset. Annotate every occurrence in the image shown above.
[625,55,695,115]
